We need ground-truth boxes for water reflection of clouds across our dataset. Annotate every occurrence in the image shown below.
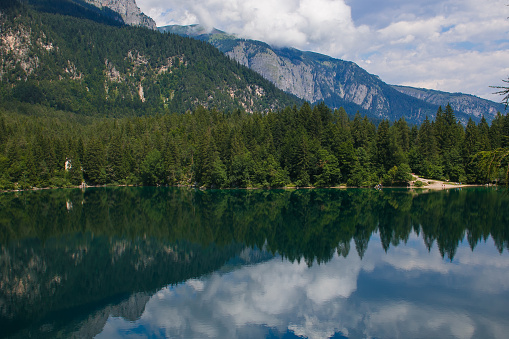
[376,232,509,294]
[377,232,453,273]
[364,302,476,339]
[96,233,509,339]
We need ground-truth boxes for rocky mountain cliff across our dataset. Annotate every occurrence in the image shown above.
[84,0,156,29]
[160,24,506,124]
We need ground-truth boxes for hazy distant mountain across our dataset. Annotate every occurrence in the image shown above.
[160,24,506,124]
[391,85,506,122]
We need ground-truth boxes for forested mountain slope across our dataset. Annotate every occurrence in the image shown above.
[160,24,505,124]
[0,1,300,117]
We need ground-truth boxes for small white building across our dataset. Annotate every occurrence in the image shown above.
[65,158,72,171]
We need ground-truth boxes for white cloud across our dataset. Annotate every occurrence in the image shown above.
[138,0,369,53]
[377,16,445,42]
[137,0,509,103]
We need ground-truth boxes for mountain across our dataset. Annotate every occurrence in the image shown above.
[160,24,506,124]
[392,85,506,122]
[0,1,300,116]
[29,0,157,29]
[83,0,156,29]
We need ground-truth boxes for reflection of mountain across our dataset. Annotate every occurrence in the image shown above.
[0,235,245,338]
[31,292,151,339]
[76,292,151,336]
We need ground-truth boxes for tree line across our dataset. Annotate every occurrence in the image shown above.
[1,102,508,190]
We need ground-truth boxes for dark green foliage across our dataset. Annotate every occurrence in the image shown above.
[140,149,165,186]
[410,116,441,178]
[314,149,341,187]
[83,137,106,185]
[1,101,506,190]
[382,164,412,186]
[28,0,125,27]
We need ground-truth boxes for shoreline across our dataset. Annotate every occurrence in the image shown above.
[409,175,484,190]
[0,180,491,194]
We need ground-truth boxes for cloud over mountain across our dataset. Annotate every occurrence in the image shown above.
[138,0,509,102]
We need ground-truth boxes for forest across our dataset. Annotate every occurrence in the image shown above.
[1,101,508,191]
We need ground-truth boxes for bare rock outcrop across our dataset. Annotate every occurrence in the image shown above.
[84,0,156,29]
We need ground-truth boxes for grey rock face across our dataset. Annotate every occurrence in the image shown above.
[69,292,151,338]
[222,39,506,123]
[84,0,156,29]
[159,25,437,123]
[160,24,507,124]
[214,40,436,122]
[227,43,317,102]
[224,42,392,114]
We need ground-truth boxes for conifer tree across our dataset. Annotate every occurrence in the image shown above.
[107,132,126,183]
[83,137,106,185]
[414,116,442,178]
[314,148,341,187]
[478,116,491,151]
[140,149,165,186]
[375,120,391,173]
[463,118,481,183]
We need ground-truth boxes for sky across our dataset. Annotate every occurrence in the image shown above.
[136,0,509,102]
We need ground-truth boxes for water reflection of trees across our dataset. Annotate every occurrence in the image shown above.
[1,187,508,336]
[1,187,508,264]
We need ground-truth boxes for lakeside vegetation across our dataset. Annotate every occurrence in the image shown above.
[1,102,508,190]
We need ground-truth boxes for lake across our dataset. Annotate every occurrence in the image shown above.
[1,187,508,338]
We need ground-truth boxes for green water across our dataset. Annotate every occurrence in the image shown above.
[1,187,508,338]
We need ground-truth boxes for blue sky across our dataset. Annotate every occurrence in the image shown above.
[137,0,509,102]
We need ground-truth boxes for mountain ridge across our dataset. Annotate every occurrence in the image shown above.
[159,24,506,124]
[2,1,505,124]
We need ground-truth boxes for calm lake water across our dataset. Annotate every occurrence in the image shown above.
[1,187,508,339]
